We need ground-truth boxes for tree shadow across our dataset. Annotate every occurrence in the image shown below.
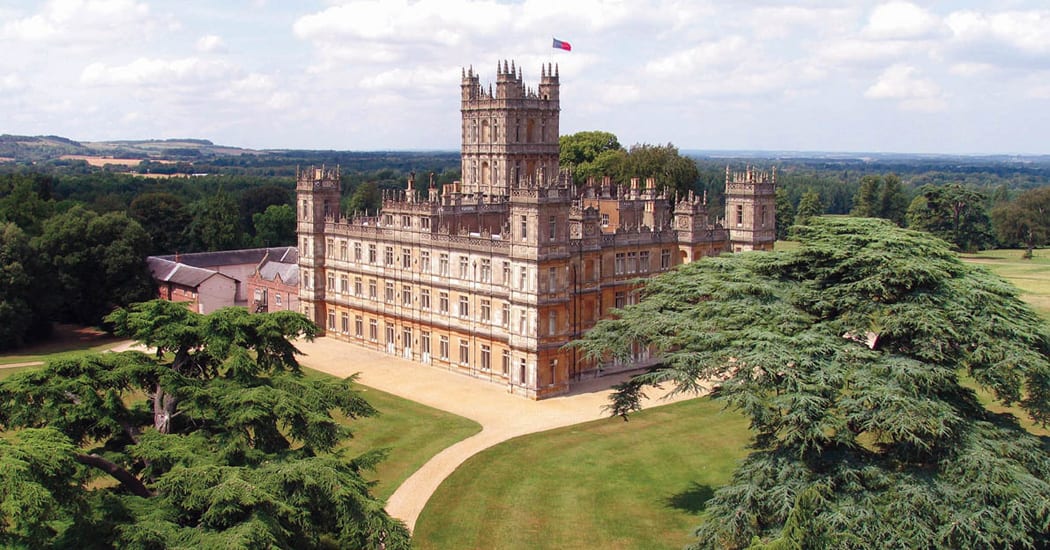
[664,482,715,514]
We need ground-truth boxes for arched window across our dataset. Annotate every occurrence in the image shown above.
[481,119,491,143]
[481,161,491,186]
[526,119,535,143]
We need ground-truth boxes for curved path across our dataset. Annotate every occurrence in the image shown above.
[295,337,694,532]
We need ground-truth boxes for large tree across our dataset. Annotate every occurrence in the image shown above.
[252,203,296,247]
[33,206,155,325]
[991,186,1050,259]
[794,190,824,226]
[574,217,1050,549]
[185,189,244,251]
[906,183,995,252]
[0,301,409,548]
[559,131,624,184]
[128,192,192,255]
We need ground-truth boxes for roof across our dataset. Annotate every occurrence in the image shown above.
[148,257,236,288]
[155,246,297,269]
[256,259,299,286]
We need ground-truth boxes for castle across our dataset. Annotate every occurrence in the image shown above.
[297,61,775,398]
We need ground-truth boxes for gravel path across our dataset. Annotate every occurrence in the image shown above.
[295,337,695,532]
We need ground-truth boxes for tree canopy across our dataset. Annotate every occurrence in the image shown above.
[906,183,995,252]
[991,186,1050,259]
[573,217,1050,549]
[0,301,409,548]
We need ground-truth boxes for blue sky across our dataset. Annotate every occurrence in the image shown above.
[2,0,1049,154]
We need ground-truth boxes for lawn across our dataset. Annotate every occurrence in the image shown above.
[0,324,125,366]
[412,397,750,550]
[959,248,1050,319]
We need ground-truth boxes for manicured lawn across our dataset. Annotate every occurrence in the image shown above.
[0,324,125,366]
[960,248,1050,319]
[413,397,750,550]
[309,371,481,500]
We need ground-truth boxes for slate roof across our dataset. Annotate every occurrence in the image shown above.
[155,247,296,269]
[148,257,234,288]
[257,259,299,286]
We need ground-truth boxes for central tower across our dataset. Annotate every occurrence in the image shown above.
[460,60,560,195]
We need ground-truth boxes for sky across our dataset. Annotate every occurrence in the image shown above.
[2,0,1049,155]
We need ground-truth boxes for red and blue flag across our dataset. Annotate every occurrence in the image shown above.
[552,38,571,51]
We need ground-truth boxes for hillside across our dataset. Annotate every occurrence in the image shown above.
[0,134,259,163]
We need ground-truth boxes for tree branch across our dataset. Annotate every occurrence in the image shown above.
[75,453,153,498]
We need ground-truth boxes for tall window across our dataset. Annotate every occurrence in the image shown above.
[421,250,431,272]
[661,249,671,269]
[502,304,510,328]
[459,339,469,365]
[615,253,626,275]
[421,331,431,355]
[368,244,377,263]
[459,256,469,279]
[327,311,336,330]
[480,345,491,371]
[547,267,557,292]
[354,316,363,338]
[548,311,557,335]
[439,253,449,276]
[439,336,449,359]
[459,296,469,318]
[420,289,431,310]
[384,246,394,266]
[369,279,377,300]
[340,241,348,261]
[421,217,431,230]
[326,239,334,258]
[439,292,449,314]
[520,215,528,240]
[385,282,394,303]
[340,275,348,294]
[402,248,412,269]
[480,259,491,282]
[341,313,349,334]
[627,251,638,274]
[640,251,651,273]
[327,273,335,291]
[354,277,362,296]
[548,215,556,241]
[502,261,511,284]
[502,350,511,375]
[736,204,744,226]
[519,267,527,290]
[354,242,362,261]
[402,285,412,306]
[615,291,626,308]
[480,299,491,322]
[369,319,378,341]
[401,215,411,228]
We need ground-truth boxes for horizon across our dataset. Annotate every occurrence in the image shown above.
[3,1,1049,156]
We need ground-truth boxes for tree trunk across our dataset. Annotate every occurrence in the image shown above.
[75,453,153,498]
[153,383,178,434]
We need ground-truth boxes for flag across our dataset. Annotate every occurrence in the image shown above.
[552,38,571,51]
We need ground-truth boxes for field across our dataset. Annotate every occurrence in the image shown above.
[960,248,1050,319]
[413,397,750,550]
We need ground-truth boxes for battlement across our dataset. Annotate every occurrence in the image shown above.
[461,60,559,102]
[296,165,341,191]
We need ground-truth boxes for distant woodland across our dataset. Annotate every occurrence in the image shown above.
[1,133,1049,349]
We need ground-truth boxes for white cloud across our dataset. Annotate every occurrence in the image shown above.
[865,64,946,111]
[645,37,747,76]
[2,0,155,45]
[0,73,26,91]
[864,2,944,40]
[196,34,225,53]
[946,9,1050,58]
[80,57,232,86]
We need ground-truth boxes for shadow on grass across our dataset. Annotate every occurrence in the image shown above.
[665,482,715,514]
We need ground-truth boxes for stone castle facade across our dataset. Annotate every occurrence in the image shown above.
[297,61,775,398]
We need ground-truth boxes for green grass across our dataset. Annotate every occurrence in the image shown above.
[0,324,124,366]
[959,248,1050,320]
[413,397,750,550]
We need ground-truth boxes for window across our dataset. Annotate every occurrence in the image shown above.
[275,293,282,307]
[519,311,528,335]
[368,244,377,263]
[547,267,557,292]
[327,311,336,330]
[761,205,769,226]
[601,213,610,227]
[548,311,557,335]
[502,350,511,375]
[459,256,469,279]
[548,215,556,241]
[340,241,348,261]
[439,336,449,360]
[439,253,449,276]
[661,249,671,269]
[326,239,334,258]
[369,279,377,300]
[403,328,412,350]
[459,296,469,318]
[354,242,362,261]
[421,250,431,272]
[402,248,412,269]
[421,331,431,355]
[385,282,394,303]
[383,214,393,225]
[615,253,626,275]
[627,251,638,274]
[439,292,449,314]
[421,217,431,230]
[421,289,431,310]
[549,359,558,386]
[502,261,511,284]
[402,285,412,306]
[341,312,349,334]
[459,339,469,365]
[386,323,395,346]
[340,274,348,294]
[520,215,528,240]
[354,277,362,296]
[736,204,744,226]
[519,267,527,290]
[615,291,626,308]
[303,270,312,289]
[481,345,491,370]
[519,358,527,385]
[401,215,411,228]
[355,315,363,338]
[480,299,491,322]
[384,246,394,266]
[327,273,335,291]
[502,304,510,328]
[369,319,378,341]
[640,251,651,273]
[480,259,491,282]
